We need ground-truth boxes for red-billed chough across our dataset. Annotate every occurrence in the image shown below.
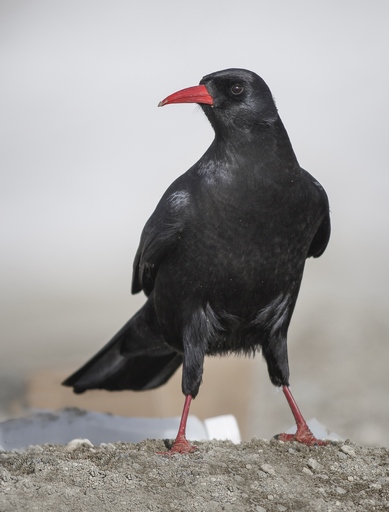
[63,68,331,454]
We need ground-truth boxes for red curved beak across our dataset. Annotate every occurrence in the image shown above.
[158,84,214,107]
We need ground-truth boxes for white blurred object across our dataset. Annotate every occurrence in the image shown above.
[204,414,241,444]
[0,408,241,451]
[285,417,343,441]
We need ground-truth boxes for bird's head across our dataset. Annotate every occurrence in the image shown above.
[159,68,279,137]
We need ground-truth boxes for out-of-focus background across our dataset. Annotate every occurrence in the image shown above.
[1,1,388,446]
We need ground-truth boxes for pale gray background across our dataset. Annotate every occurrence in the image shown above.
[1,1,388,446]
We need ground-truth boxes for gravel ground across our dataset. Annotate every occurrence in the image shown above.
[1,439,388,511]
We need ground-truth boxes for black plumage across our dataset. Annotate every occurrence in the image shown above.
[63,69,330,453]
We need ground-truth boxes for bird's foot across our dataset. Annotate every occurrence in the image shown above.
[157,435,198,456]
[274,423,328,446]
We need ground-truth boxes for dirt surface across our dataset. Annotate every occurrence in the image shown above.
[0,439,388,512]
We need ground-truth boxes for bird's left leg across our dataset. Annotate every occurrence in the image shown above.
[158,312,207,455]
[275,386,328,446]
[262,335,327,446]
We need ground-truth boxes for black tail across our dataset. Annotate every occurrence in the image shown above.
[62,297,182,394]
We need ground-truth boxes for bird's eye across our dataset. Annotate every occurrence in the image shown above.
[231,84,244,95]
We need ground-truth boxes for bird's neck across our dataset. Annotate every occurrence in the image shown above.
[209,116,299,171]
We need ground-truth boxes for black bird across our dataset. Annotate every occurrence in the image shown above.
[63,69,331,454]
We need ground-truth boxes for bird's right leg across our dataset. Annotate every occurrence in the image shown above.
[158,310,207,455]
[157,394,197,455]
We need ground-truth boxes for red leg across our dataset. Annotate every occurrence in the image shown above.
[275,386,328,446]
[157,395,198,455]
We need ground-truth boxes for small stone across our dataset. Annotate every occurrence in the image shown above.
[340,445,356,457]
[246,464,253,470]
[302,467,313,476]
[256,506,267,512]
[100,443,116,450]
[28,445,43,452]
[165,483,172,488]
[267,494,274,500]
[307,458,322,471]
[337,452,347,460]
[336,487,347,495]
[261,464,276,476]
[370,483,382,490]
[65,438,93,451]
[0,470,11,482]
[348,476,354,482]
